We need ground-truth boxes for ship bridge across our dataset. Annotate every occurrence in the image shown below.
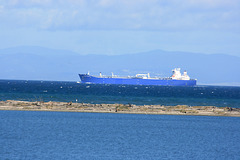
[171,68,190,80]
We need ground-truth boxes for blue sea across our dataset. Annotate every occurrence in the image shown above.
[0,80,240,107]
[1,80,240,159]
[0,111,240,159]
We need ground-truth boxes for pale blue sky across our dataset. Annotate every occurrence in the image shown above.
[0,0,240,56]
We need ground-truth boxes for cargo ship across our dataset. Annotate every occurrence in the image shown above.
[79,68,197,86]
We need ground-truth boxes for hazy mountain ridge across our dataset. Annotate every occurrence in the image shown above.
[0,46,239,85]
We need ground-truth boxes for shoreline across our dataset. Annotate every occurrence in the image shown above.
[0,100,240,117]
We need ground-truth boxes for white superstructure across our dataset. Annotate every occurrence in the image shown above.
[136,73,150,79]
[97,68,191,80]
[171,68,190,80]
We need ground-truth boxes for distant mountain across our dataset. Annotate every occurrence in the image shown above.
[0,46,240,85]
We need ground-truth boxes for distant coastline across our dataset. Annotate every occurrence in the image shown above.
[1,100,240,117]
[1,46,240,84]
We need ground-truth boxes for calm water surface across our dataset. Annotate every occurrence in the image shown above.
[0,111,240,160]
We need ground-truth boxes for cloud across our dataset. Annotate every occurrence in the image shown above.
[188,0,239,8]
[0,0,239,31]
[3,0,52,8]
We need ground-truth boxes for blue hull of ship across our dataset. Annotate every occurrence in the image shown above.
[79,74,197,86]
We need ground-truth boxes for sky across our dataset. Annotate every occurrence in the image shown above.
[0,0,240,56]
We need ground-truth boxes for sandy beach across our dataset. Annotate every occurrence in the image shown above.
[0,100,239,117]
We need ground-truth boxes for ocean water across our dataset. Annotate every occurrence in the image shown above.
[0,80,240,107]
[0,111,240,160]
[1,80,240,159]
